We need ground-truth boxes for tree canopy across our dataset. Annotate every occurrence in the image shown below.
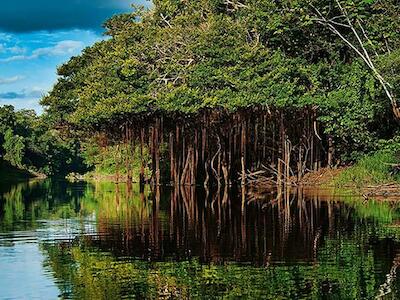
[41,0,400,162]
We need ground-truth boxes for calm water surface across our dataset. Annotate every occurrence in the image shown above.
[1,180,400,299]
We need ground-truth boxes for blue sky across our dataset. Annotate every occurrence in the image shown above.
[0,0,149,113]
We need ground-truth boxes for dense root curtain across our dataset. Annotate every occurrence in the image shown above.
[105,106,331,186]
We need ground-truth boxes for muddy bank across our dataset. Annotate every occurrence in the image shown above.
[250,166,400,200]
[298,168,400,200]
[295,167,345,186]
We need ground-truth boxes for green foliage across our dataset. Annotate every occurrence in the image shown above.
[82,143,151,180]
[0,105,87,177]
[40,0,400,164]
[377,135,400,152]
[334,150,400,187]
[3,129,25,168]
[316,62,384,161]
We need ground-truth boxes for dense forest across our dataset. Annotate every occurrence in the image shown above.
[0,105,86,178]
[2,0,400,184]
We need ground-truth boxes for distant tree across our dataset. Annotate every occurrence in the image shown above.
[0,104,87,176]
[3,129,25,168]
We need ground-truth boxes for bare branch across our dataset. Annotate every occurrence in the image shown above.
[356,19,379,58]
[329,20,351,28]
[160,13,172,28]
[311,0,400,118]
[384,38,392,54]
[224,0,248,10]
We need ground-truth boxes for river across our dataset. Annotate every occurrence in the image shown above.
[0,180,399,299]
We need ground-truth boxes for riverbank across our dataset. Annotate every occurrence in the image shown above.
[247,149,400,201]
[65,150,400,201]
[299,150,400,199]
[0,160,45,183]
[300,169,400,200]
[67,171,144,184]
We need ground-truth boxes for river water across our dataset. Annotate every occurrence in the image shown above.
[0,180,400,299]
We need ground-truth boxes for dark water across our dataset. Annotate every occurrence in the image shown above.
[1,180,400,299]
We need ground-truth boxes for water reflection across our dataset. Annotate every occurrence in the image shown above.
[1,180,400,299]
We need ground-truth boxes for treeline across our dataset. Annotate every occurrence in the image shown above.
[0,105,86,177]
[40,0,400,182]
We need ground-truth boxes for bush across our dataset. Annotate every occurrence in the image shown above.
[334,150,400,188]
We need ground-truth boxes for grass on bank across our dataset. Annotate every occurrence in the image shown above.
[333,150,400,188]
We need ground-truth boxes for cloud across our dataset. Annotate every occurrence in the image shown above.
[0,88,44,99]
[33,40,84,56]
[0,98,43,113]
[0,55,35,63]
[0,76,25,84]
[0,40,84,62]
[0,33,12,41]
[0,43,26,54]
[8,46,25,54]
[0,0,149,33]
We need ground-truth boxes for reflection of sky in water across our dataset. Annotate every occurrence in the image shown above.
[0,243,59,299]
[0,216,99,299]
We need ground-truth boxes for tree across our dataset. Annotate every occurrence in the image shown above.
[3,129,25,168]
[40,0,400,170]
[311,0,400,119]
[0,104,88,176]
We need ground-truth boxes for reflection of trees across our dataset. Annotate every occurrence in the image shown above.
[0,180,86,232]
[42,234,396,299]
[73,183,400,267]
[91,185,363,263]
[3,180,400,298]
[78,182,154,257]
[39,182,400,298]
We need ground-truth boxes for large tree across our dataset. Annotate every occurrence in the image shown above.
[42,0,400,162]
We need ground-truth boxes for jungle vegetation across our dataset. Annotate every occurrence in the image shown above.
[6,0,400,183]
[0,105,86,178]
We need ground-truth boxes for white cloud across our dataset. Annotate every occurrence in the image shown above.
[0,33,12,41]
[0,75,25,84]
[0,40,84,62]
[8,46,25,54]
[0,54,35,62]
[0,43,25,54]
[33,40,83,56]
[0,98,43,113]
